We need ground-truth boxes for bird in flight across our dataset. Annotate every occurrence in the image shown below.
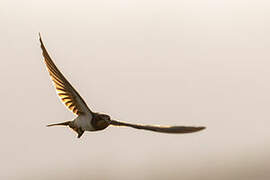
[39,34,206,138]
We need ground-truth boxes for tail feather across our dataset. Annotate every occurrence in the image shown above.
[47,121,71,127]
[110,120,205,134]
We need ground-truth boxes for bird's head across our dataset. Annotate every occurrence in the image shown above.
[100,114,111,121]
[92,113,111,130]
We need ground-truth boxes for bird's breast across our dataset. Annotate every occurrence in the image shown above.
[74,114,95,131]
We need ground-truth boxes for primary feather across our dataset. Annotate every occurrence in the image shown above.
[110,120,205,133]
[39,34,92,116]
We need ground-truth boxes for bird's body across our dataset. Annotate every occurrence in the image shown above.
[74,114,94,131]
[39,34,205,138]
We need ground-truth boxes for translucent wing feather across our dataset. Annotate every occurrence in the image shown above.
[39,34,92,116]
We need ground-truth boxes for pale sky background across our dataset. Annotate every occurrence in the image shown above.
[1,0,270,179]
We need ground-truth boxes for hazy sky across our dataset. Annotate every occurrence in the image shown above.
[1,0,270,179]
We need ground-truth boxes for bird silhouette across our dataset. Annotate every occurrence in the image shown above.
[39,34,205,138]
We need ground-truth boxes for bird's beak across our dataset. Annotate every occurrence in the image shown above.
[47,121,70,127]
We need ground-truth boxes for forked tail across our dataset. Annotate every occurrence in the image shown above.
[110,120,205,134]
[47,121,71,127]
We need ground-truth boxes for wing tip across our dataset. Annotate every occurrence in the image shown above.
[190,126,206,133]
[197,126,206,130]
[38,32,41,40]
[38,32,43,45]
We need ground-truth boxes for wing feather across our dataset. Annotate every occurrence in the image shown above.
[39,34,93,116]
[110,120,205,134]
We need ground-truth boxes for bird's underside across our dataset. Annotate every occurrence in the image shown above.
[39,34,206,138]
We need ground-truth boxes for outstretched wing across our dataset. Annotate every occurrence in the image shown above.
[110,120,205,133]
[39,34,92,116]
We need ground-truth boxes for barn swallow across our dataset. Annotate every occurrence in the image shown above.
[39,34,205,138]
